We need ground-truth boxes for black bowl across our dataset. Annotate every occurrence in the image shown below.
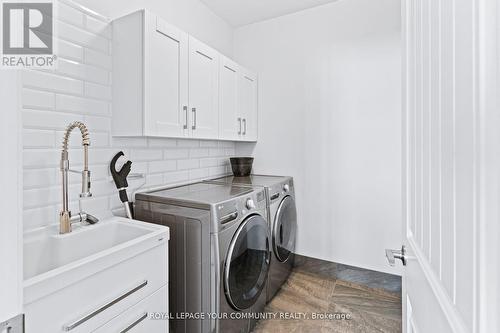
[230,157,254,177]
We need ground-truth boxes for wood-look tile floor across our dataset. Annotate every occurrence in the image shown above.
[252,270,402,333]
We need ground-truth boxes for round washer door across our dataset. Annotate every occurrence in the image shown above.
[224,214,270,311]
[273,195,297,262]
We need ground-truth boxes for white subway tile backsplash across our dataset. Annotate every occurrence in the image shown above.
[163,170,190,184]
[83,115,111,132]
[57,58,109,85]
[56,94,109,116]
[148,137,177,148]
[130,149,163,161]
[189,148,209,158]
[85,15,112,39]
[177,139,200,148]
[23,150,61,168]
[145,174,164,187]
[85,82,111,100]
[23,129,55,148]
[199,140,219,148]
[209,166,227,177]
[209,148,225,157]
[178,159,199,170]
[189,168,210,180]
[23,110,83,130]
[22,70,84,95]
[22,89,55,109]
[20,2,235,231]
[58,39,84,61]
[148,160,177,174]
[164,148,190,160]
[58,2,85,28]
[84,48,112,69]
[57,21,109,53]
[24,168,57,189]
[200,157,220,168]
[23,205,58,230]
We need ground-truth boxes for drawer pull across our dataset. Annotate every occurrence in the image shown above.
[270,193,280,200]
[62,280,148,331]
[119,313,148,333]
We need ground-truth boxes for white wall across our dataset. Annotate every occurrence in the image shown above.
[22,0,234,231]
[75,0,233,56]
[234,0,402,274]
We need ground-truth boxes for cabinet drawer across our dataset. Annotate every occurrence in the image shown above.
[25,243,167,333]
[94,285,168,333]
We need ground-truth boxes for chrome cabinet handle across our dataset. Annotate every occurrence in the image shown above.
[237,117,242,134]
[192,108,196,130]
[62,280,148,331]
[183,106,188,129]
[119,313,148,333]
[243,118,247,135]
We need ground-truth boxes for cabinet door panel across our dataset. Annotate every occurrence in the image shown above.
[238,69,258,141]
[188,37,219,139]
[145,16,188,137]
[219,57,240,140]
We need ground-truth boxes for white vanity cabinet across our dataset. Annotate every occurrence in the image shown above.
[112,9,258,142]
[219,58,258,141]
[23,219,169,333]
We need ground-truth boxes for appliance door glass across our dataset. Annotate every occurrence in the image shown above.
[224,214,270,310]
[273,195,297,262]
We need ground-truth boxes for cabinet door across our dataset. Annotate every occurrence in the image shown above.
[145,15,189,137]
[238,68,258,141]
[188,36,219,139]
[219,57,240,140]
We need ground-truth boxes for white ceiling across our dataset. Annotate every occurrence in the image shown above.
[200,0,338,27]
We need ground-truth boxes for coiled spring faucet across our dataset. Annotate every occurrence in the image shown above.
[59,121,99,234]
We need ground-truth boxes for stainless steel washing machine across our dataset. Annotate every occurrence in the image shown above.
[134,182,270,333]
[205,175,297,302]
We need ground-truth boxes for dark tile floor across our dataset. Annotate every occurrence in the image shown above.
[252,256,402,333]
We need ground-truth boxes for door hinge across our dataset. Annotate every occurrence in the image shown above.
[0,314,24,333]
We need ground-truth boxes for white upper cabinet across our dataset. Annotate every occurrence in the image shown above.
[218,59,258,142]
[188,37,219,139]
[146,16,189,137]
[219,57,240,140]
[238,68,258,141]
[112,9,257,141]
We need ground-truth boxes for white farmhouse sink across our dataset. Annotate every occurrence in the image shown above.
[23,216,169,304]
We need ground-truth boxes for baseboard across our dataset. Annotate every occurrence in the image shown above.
[293,254,402,296]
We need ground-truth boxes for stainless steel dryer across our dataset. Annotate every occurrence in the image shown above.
[134,182,269,333]
[206,175,297,302]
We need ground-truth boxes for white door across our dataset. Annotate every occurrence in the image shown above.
[219,56,240,140]
[399,0,499,332]
[238,68,258,141]
[188,36,219,139]
[145,16,189,137]
[0,71,23,332]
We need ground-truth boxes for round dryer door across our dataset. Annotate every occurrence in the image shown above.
[273,195,297,262]
[224,214,270,311]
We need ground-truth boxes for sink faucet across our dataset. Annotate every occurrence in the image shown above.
[59,121,99,234]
